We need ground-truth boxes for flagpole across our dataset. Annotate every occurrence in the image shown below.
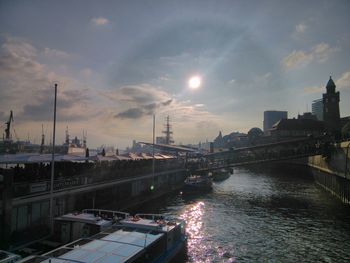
[153,114,155,171]
[49,83,57,233]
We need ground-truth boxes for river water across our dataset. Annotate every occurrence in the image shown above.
[141,167,350,262]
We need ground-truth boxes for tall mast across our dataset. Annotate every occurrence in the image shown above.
[65,126,70,145]
[151,114,155,191]
[162,115,174,145]
[83,130,87,148]
[50,84,58,234]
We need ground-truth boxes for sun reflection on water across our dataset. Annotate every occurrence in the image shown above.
[180,201,206,262]
[181,201,205,240]
[180,201,236,263]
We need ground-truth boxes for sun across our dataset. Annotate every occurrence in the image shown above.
[188,76,201,89]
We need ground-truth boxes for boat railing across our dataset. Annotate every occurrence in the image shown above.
[82,209,129,220]
[135,213,184,224]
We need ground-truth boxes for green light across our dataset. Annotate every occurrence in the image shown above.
[150,185,154,191]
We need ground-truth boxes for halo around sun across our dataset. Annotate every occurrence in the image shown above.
[188,76,201,89]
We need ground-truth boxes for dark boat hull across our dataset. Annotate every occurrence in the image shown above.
[183,176,212,193]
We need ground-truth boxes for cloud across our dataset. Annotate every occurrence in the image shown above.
[336,70,350,90]
[292,22,308,40]
[115,108,144,119]
[282,43,339,70]
[303,84,323,94]
[0,37,48,107]
[91,17,109,26]
[102,84,172,106]
[302,70,350,94]
[162,99,172,106]
[108,83,216,125]
[2,36,37,58]
[104,84,173,119]
[43,47,71,60]
[114,98,173,119]
[228,79,236,84]
[295,23,307,34]
[118,85,171,104]
[283,50,313,70]
[0,37,96,123]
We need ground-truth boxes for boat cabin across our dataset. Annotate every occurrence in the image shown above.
[53,209,129,243]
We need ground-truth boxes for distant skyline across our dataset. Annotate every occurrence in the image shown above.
[1,0,350,148]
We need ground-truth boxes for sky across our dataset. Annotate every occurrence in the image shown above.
[0,0,350,149]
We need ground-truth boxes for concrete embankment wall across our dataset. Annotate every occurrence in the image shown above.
[1,168,187,249]
[308,141,350,204]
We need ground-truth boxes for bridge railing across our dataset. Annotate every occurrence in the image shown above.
[188,137,330,172]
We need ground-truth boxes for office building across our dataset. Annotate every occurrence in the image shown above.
[263,110,288,134]
[312,99,323,121]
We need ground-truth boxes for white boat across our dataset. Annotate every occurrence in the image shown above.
[19,209,187,263]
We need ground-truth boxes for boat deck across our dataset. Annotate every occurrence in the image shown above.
[19,225,164,263]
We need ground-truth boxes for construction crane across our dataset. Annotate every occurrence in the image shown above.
[4,110,13,141]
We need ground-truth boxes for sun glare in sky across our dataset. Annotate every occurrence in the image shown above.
[188,76,201,89]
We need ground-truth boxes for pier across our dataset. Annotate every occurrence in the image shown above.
[0,154,187,249]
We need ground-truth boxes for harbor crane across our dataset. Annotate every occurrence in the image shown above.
[4,110,13,141]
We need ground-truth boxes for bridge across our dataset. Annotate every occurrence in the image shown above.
[187,136,332,174]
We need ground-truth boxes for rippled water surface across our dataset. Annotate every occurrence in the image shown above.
[142,168,350,262]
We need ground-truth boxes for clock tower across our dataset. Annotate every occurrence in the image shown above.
[322,76,341,137]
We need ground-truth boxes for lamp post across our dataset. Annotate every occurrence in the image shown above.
[49,83,57,233]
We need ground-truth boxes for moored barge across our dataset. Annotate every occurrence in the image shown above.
[19,209,187,263]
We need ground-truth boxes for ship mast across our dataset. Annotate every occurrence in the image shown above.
[65,126,70,145]
[162,115,174,145]
[83,130,87,148]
